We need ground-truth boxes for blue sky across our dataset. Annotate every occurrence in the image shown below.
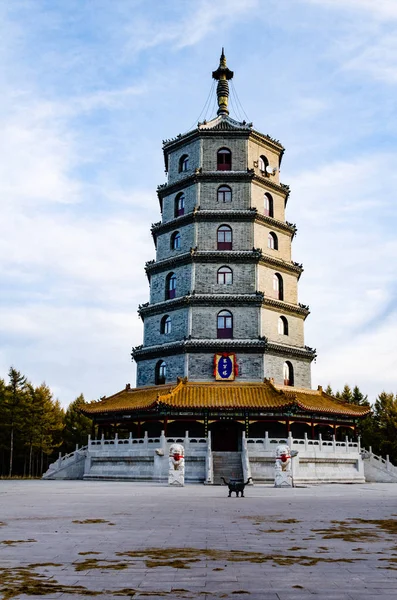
[1,0,397,407]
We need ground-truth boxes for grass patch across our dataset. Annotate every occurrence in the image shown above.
[258,529,286,534]
[0,539,36,545]
[277,519,301,524]
[116,547,365,569]
[72,519,114,525]
[79,551,103,556]
[74,558,129,572]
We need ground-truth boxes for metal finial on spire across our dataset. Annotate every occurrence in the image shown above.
[212,48,234,116]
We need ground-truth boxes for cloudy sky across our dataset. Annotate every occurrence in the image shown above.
[1,0,397,407]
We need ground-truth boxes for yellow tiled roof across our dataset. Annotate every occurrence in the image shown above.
[82,379,371,418]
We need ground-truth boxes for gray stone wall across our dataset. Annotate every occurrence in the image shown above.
[264,352,312,388]
[197,220,254,251]
[167,139,201,183]
[257,264,298,304]
[247,139,281,185]
[137,353,186,386]
[191,305,259,338]
[149,264,192,304]
[194,263,256,295]
[253,222,291,261]
[260,307,305,346]
[143,308,190,346]
[161,183,197,223]
[251,181,285,222]
[188,352,263,381]
[156,223,195,260]
[201,137,248,172]
[199,181,250,211]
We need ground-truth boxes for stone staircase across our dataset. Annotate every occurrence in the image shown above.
[212,451,243,485]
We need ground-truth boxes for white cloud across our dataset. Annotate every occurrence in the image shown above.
[306,0,397,20]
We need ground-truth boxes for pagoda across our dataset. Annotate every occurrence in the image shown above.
[82,51,369,452]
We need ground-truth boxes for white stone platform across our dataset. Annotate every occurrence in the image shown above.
[1,481,397,599]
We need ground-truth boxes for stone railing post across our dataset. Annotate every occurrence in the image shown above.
[264,431,269,450]
[357,435,361,453]
[114,433,118,446]
[332,435,336,452]
[345,436,349,453]
[143,431,148,448]
[205,431,213,485]
[58,452,62,468]
[101,433,105,448]
[304,432,308,451]
[129,431,133,447]
[184,430,189,449]
[160,430,167,453]
[319,433,322,451]
[88,434,91,448]
[288,432,293,450]
[241,431,252,484]
[386,455,390,471]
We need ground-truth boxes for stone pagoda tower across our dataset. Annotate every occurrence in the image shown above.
[133,50,315,389]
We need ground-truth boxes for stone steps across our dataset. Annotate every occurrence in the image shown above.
[212,451,243,485]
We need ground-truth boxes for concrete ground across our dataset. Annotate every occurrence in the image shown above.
[0,481,397,600]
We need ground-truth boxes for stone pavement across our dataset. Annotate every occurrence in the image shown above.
[1,481,397,600]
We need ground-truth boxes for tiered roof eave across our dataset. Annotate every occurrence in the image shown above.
[81,378,371,418]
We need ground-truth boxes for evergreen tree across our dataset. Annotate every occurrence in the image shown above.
[6,368,28,476]
[62,394,92,454]
[340,385,353,403]
[352,385,370,406]
[373,392,397,464]
[325,385,333,395]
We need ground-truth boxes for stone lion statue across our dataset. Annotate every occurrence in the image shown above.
[274,443,295,488]
[168,443,185,486]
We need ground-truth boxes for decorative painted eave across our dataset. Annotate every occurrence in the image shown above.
[81,378,371,418]
[144,249,302,279]
[261,297,310,319]
[138,293,265,320]
[150,210,297,240]
[156,171,290,201]
[132,338,269,361]
[131,338,316,362]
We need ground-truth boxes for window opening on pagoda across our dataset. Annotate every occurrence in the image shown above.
[156,360,167,384]
[160,315,172,334]
[217,225,232,250]
[278,316,288,335]
[217,310,233,338]
[175,193,185,217]
[217,185,232,203]
[283,361,294,386]
[259,155,269,173]
[217,148,232,171]
[171,231,181,250]
[166,272,177,300]
[273,273,284,301]
[179,154,189,172]
[264,193,274,217]
[268,232,278,250]
[217,266,233,285]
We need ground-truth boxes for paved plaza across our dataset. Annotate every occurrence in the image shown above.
[0,481,397,599]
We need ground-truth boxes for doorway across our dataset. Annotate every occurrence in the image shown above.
[210,420,243,451]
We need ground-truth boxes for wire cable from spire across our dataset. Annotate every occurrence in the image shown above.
[230,80,250,123]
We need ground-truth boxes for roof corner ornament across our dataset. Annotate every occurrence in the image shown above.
[212,48,234,116]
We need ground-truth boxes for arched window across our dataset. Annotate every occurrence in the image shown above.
[170,231,181,250]
[283,361,294,386]
[217,185,232,203]
[155,360,167,385]
[165,272,176,300]
[268,232,278,250]
[278,316,288,335]
[264,193,274,217]
[217,266,233,285]
[217,148,232,171]
[273,273,284,301]
[174,193,185,217]
[217,225,232,250]
[217,310,233,338]
[160,315,172,334]
[179,154,189,173]
[259,155,269,172]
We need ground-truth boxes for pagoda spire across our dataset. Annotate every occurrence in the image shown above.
[212,48,234,116]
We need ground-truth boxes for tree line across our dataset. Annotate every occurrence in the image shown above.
[0,367,91,477]
[1,367,397,477]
